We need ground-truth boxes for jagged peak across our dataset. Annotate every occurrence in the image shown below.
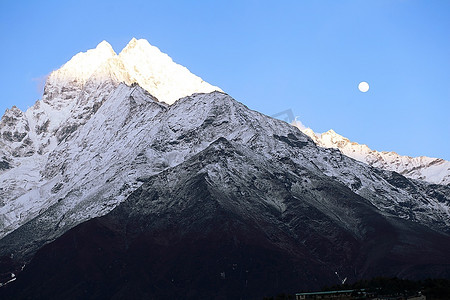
[322,129,340,137]
[118,38,173,66]
[45,40,117,87]
[319,130,354,145]
[39,38,221,105]
[3,106,23,116]
[295,122,450,184]
[64,41,117,68]
[119,38,153,55]
[301,128,316,137]
[95,40,115,53]
[120,37,139,52]
[117,38,221,104]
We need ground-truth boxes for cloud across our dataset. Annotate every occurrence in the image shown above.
[31,74,50,95]
[291,116,307,130]
[271,109,308,130]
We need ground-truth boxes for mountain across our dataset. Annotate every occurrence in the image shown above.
[299,127,450,185]
[0,39,449,299]
[0,38,220,240]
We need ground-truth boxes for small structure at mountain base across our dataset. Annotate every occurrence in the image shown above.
[295,289,355,299]
[295,289,426,300]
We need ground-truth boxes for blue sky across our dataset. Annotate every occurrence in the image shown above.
[1,0,449,159]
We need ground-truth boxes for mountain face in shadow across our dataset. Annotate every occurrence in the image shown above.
[2,135,449,299]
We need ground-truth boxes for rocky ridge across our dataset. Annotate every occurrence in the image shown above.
[298,127,450,185]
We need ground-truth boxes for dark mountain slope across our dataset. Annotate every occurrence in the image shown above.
[2,137,449,299]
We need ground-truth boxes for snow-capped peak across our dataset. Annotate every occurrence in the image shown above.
[320,129,356,148]
[118,38,222,104]
[46,40,117,88]
[119,37,141,53]
[296,125,450,185]
[31,37,222,142]
[96,40,116,53]
[41,37,221,105]
[0,38,224,216]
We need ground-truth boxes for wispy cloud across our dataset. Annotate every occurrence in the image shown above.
[291,116,307,130]
[31,74,50,96]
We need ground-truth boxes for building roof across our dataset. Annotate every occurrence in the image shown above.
[296,289,355,296]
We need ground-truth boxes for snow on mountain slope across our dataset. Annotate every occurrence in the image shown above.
[32,37,221,154]
[0,89,449,267]
[0,38,221,237]
[299,127,450,185]
[4,135,449,299]
[0,39,449,275]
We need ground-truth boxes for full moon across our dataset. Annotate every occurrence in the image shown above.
[358,81,370,92]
